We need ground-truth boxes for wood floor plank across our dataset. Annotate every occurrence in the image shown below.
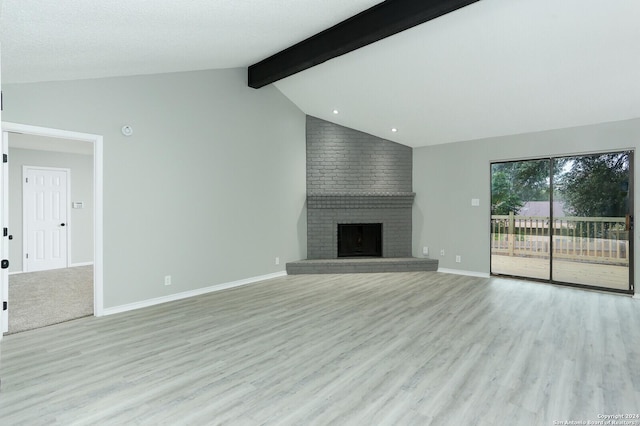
[1,272,639,425]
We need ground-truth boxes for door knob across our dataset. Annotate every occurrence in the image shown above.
[60,223,66,227]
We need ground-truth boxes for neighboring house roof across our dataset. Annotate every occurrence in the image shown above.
[518,201,566,217]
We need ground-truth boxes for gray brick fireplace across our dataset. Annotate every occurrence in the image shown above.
[305,115,415,259]
[287,116,438,274]
[287,116,437,274]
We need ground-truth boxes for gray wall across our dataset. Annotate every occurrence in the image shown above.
[2,68,307,308]
[306,116,412,193]
[413,118,640,285]
[8,147,94,272]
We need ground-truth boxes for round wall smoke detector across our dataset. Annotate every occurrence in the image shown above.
[121,125,134,136]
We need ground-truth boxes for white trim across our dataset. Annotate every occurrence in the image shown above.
[102,271,287,316]
[22,165,71,272]
[1,44,3,339]
[2,122,104,317]
[3,123,101,142]
[437,268,490,278]
[94,133,104,316]
[1,130,7,334]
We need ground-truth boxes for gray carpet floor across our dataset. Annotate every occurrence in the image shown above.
[7,265,93,334]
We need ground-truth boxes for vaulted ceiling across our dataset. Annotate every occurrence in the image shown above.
[2,0,639,148]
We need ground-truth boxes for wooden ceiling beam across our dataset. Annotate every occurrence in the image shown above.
[248,0,479,88]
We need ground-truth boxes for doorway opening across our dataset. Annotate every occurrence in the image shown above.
[490,151,633,294]
[1,123,104,335]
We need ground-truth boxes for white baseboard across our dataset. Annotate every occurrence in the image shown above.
[437,268,490,278]
[101,271,287,316]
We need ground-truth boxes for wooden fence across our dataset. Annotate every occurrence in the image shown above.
[491,213,629,265]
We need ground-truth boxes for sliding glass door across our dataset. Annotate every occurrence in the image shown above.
[551,152,632,291]
[490,159,551,280]
[490,151,633,293]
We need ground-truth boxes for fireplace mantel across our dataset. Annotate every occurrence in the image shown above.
[307,192,415,209]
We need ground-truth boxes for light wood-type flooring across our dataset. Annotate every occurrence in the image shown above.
[1,272,639,425]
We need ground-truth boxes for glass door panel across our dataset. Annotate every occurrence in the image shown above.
[552,152,632,291]
[491,159,551,280]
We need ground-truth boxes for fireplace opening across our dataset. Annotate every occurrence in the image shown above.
[337,223,382,257]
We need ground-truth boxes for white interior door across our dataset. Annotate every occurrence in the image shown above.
[23,167,70,272]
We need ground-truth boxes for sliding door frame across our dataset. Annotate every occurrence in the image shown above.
[490,150,634,295]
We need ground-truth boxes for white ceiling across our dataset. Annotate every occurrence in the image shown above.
[2,0,639,148]
[0,0,380,83]
[275,0,640,147]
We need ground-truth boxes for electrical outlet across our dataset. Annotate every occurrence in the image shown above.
[456,255,461,263]
[440,249,445,256]
[275,257,280,265]
[164,275,172,286]
[422,246,429,256]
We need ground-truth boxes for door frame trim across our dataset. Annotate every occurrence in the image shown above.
[1,131,7,335]
[1,122,104,316]
[22,166,71,272]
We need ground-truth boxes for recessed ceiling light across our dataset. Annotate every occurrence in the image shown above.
[391,128,398,133]
[333,109,339,114]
